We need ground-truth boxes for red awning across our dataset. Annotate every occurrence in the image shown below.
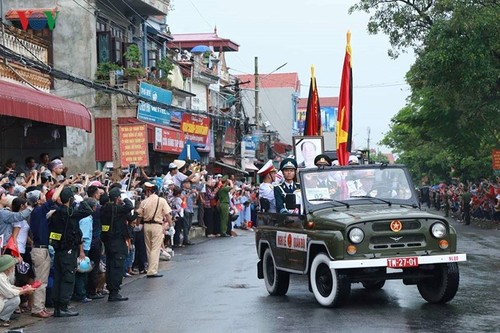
[0,80,92,132]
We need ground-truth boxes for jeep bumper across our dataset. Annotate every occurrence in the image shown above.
[329,253,467,269]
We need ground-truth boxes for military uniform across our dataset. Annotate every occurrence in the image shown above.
[49,191,90,317]
[100,188,134,301]
[274,158,301,214]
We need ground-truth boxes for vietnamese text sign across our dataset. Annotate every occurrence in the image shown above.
[493,149,500,170]
[139,81,173,105]
[154,127,185,154]
[137,101,171,126]
[119,124,149,167]
[181,113,210,146]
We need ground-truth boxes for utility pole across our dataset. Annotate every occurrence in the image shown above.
[254,56,259,127]
[367,127,371,163]
[110,71,120,180]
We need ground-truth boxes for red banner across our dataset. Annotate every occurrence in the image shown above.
[119,124,149,167]
[154,127,185,154]
[336,31,353,166]
[181,113,210,146]
[224,127,236,150]
[303,65,322,136]
[493,149,500,170]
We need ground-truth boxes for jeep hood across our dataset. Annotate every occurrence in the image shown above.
[312,205,443,225]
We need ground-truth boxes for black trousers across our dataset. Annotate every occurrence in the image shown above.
[86,238,101,295]
[133,229,147,271]
[104,239,127,296]
[52,249,77,310]
[204,207,214,236]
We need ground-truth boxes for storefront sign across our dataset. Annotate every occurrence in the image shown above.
[242,135,256,158]
[137,101,171,126]
[139,82,172,105]
[181,113,210,146]
[119,124,149,167]
[224,127,236,150]
[154,127,185,154]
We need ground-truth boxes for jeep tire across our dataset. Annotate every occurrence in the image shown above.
[263,248,290,296]
[310,253,351,307]
[417,262,459,304]
[362,280,386,290]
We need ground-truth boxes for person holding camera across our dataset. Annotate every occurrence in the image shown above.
[136,183,172,278]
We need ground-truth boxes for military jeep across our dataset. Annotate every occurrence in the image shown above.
[255,164,467,307]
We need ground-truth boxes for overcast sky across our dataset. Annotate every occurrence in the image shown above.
[167,0,416,152]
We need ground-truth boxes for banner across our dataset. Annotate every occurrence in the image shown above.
[303,65,322,136]
[224,127,236,150]
[181,113,210,146]
[336,31,353,166]
[119,124,149,167]
[493,149,500,170]
[154,127,185,154]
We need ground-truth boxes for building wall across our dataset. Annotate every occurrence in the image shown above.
[191,83,207,111]
[3,0,97,172]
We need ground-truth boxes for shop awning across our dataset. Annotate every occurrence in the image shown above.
[0,80,92,132]
[215,161,249,175]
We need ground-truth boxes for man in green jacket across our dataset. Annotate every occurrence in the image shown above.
[217,176,233,237]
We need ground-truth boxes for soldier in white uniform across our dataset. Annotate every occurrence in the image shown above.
[257,160,277,213]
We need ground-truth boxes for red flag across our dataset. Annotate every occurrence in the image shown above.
[303,65,322,136]
[4,236,20,258]
[336,31,353,166]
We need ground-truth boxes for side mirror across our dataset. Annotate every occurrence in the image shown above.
[285,193,296,210]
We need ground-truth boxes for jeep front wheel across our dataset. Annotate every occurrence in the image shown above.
[263,248,289,296]
[417,263,459,304]
[310,253,351,307]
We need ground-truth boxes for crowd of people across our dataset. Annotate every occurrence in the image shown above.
[0,153,273,325]
[420,177,500,224]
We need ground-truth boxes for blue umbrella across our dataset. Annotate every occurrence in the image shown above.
[178,140,201,161]
[190,45,211,53]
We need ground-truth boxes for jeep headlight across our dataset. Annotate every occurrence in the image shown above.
[431,222,447,238]
[348,227,364,244]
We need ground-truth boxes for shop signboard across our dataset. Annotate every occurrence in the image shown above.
[154,127,185,154]
[181,113,210,146]
[137,82,173,126]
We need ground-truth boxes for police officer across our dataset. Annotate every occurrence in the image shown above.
[50,188,90,317]
[100,187,134,302]
[274,158,301,213]
[257,160,277,213]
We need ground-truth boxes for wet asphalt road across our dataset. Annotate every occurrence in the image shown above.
[26,218,500,333]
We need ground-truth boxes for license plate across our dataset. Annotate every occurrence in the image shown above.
[387,257,419,268]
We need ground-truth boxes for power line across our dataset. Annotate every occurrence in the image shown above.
[0,43,240,121]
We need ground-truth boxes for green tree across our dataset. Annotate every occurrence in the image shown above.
[352,0,500,181]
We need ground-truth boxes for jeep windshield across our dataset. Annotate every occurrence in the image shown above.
[298,165,419,212]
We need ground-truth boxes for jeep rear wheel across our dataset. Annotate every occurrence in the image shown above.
[362,280,386,290]
[263,248,289,296]
[417,263,459,304]
[310,253,351,307]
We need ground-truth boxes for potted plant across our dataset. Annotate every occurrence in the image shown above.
[95,62,122,81]
[123,44,145,79]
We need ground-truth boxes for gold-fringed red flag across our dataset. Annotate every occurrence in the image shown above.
[336,31,353,166]
[303,65,322,136]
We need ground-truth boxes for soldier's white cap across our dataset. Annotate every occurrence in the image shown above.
[257,160,276,176]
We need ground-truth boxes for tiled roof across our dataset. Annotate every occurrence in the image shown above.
[236,73,300,90]
[170,32,239,52]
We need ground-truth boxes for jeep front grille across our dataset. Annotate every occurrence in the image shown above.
[371,220,421,232]
[370,234,426,249]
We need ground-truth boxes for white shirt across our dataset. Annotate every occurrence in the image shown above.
[16,220,30,254]
[259,182,276,213]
